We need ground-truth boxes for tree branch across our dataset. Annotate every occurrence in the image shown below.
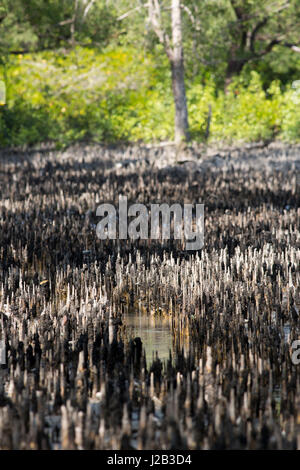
[180,3,202,32]
[58,18,74,26]
[250,1,291,54]
[148,0,173,59]
[117,4,147,21]
[282,42,300,53]
[83,0,96,19]
[254,38,281,58]
[229,0,244,21]
[250,18,268,53]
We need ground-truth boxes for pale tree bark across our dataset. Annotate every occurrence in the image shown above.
[148,0,190,144]
[170,0,189,144]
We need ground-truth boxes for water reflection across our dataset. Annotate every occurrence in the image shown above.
[283,323,291,343]
[125,313,173,364]
[272,384,281,420]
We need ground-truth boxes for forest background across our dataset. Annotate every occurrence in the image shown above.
[1,0,300,148]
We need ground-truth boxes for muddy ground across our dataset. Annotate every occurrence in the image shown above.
[0,143,299,449]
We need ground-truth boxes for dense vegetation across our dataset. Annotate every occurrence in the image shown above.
[1,0,300,147]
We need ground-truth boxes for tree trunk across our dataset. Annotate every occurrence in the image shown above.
[225,57,247,91]
[171,0,189,144]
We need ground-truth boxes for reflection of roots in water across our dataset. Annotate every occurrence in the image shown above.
[124,312,191,364]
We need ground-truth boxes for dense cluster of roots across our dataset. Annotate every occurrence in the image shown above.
[0,144,299,449]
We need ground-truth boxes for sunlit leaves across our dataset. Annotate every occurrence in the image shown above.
[0,47,300,147]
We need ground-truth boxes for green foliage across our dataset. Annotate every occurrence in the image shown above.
[210,72,285,143]
[1,0,300,147]
[181,0,300,86]
[0,47,173,146]
[280,84,300,142]
[1,48,300,148]
[0,0,118,59]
